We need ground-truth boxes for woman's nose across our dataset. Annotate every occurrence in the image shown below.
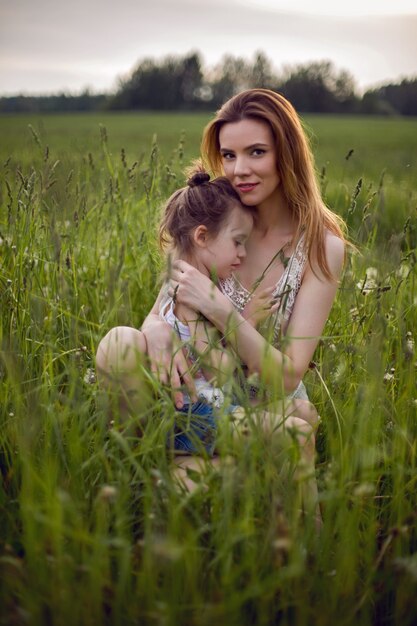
[233,155,250,177]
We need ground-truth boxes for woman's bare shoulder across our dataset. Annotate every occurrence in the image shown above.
[325,230,345,259]
[305,231,345,283]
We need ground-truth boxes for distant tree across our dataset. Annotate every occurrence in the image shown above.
[109,52,204,110]
[208,51,279,107]
[250,51,276,89]
[278,61,358,113]
[0,92,107,113]
[209,54,252,107]
[361,78,417,116]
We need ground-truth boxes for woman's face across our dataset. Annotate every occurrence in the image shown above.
[218,118,281,208]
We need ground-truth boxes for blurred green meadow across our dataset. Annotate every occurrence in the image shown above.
[0,112,416,626]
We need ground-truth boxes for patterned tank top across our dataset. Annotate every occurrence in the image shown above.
[219,234,308,347]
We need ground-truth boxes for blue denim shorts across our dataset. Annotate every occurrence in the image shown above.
[170,401,237,456]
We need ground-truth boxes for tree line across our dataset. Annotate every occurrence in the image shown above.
[1,51,416,116]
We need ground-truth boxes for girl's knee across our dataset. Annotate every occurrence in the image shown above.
[293,399,319,429]
[96,326,146,377]
[285,416,315,456]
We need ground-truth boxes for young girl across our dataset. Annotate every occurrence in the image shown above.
[157,168,254,455]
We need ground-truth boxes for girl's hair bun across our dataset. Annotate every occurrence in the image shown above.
[187,171,210,187]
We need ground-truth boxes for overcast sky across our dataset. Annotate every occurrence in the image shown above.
[1,0,416,96]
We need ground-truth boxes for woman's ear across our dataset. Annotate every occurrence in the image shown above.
[192,225,209,248]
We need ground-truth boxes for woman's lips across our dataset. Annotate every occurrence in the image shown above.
[237,183,258,193]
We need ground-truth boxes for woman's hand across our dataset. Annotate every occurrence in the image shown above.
[169,260,220,315]
[242,286,280,327]
[142,319,196,409]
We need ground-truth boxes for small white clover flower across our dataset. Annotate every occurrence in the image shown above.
[383,371,394,382]
[357,278,377,295]
[83,368,96,385]
[350,306,360,321]
[366,267,378,280]
[98,485,117,502]
[405,332,415,355]
[353,483,375,498]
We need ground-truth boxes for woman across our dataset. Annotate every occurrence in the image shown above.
[96,89,347,512]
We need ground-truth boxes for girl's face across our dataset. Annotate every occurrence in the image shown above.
[194,205,253,280]
[218,118,281,209]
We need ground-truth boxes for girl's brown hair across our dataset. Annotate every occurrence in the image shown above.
[159,163,248,256]
[201,88,348,279]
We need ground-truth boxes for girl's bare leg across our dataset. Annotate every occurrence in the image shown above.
[171,455,222,493]
[291,398,320,429]
[171,405,321,529]
[96,326,152,429]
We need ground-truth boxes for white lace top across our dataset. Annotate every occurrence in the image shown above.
[219,235,308,347]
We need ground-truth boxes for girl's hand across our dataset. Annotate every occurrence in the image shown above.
[242,286,280,327]
[142,320,196,409]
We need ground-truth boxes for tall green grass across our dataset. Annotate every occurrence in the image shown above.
[0,114,416,626]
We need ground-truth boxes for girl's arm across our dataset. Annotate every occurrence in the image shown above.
[141,285,196,407]
[170,234,345,396]
[180,305,237,387]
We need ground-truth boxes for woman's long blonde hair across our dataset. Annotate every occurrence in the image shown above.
[201,88,348,279]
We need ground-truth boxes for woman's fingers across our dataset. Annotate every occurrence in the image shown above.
[176,358,197,402]
[172,259,191,272]
[169,364,185,409]
[149,354,169,385]
[170,349,197,407]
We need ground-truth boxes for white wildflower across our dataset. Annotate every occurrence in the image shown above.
[83,368,96,385]
[353,483,375,497]
[357,278,377,295]
[98,485,117,502]
[350,306,360,321]
[366,267,378,280]
[332,360,347,383]
[405,332,414,355]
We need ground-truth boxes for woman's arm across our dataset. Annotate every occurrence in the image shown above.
[170,234,345,395]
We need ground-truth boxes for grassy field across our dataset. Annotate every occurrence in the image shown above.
[0,112,416,626]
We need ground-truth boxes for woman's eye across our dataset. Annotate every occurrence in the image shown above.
[221,152,234,160]
[252,148,265,156]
